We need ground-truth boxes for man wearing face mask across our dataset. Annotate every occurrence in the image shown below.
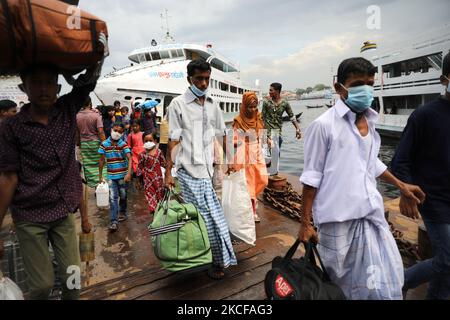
[98,123,132,231]
[391,52,450,300]
[165,60,237,280]
[297,57,426,300]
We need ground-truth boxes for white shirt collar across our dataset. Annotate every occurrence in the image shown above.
[334,99,379,124]
[184,87,213,104]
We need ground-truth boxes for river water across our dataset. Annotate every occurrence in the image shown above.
[275,99,401,199]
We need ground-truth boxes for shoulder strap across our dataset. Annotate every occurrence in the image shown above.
[25,0,37,64]
[1,0,16,68]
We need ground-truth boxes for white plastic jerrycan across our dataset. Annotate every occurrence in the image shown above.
[95,182,109,208]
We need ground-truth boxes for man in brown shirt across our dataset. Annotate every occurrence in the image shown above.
[0,61,102,299]
[77,96,107,188]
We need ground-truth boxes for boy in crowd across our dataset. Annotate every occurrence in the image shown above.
[0,99,17,124]
[98,123,132,232]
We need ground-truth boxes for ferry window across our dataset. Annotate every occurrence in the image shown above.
[382,52,442,78]
[215,80,218,89]
[220,82,229,92]
[226,103,230,113]
[177,49,184,57]
[124,96,132,101]
[138,53,146,63]
[160,51,170,59]
[170,50,179,58]
[230,86,237,94]
[145,53,151,61]
[151,51,161,60]
[135,97,142,100]
[145,98,153,101]
[163,96,174,116]
[238,88,244,94]
[219,102,224,111]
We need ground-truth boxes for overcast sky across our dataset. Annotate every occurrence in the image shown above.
[77,0,450,92]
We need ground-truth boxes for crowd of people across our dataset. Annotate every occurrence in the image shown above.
[0,52,449,300]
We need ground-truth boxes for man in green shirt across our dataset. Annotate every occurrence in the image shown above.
[262,82,301,176]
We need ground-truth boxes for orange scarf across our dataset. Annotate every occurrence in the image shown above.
[233,92,264,133]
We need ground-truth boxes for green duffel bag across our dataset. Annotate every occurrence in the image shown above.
[148,190,212,272]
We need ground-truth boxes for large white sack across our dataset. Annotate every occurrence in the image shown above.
[222,170,256,246]
[0,272,24,300]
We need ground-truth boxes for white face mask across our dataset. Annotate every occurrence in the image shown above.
[111,130,123,141]
[144,141,156,150]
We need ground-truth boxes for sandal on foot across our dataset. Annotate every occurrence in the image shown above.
[108,222,118,231]
[207,267,225,280]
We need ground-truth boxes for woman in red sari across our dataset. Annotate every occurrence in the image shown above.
[136,131,166,214]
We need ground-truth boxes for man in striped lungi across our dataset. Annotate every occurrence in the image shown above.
[76,97,107,188]
[165,60,237,279]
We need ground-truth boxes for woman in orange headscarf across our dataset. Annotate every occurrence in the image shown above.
[232,92,269,222]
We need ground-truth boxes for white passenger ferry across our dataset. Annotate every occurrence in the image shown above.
[0,75,28,108]
[94,25,261,123]
[365,25,450,138]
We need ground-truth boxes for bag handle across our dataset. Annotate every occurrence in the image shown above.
[1,0,17,68]
[160,188,188,216]
[284,240,332,282]
[310,242,332,282]
[156,189,171,216]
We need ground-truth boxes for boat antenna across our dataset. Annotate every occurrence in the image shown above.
[160,9,175,43]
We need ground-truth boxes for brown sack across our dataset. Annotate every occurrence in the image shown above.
[0,0,108,75]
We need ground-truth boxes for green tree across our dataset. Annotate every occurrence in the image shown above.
[296,88,306,96]
[313,84,326,91]
[306,87,313,94]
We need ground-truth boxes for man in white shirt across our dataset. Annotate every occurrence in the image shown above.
[298,57,425,300]
[165,60,237,280]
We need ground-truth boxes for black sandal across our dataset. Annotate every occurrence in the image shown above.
[207,267,225,280]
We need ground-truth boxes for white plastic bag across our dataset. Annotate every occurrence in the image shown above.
[222,170,256,246]
[262,143,272,166]
[0,271,24,300]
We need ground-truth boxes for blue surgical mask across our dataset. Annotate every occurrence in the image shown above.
[341,84,374,113]
[190,83,207,97]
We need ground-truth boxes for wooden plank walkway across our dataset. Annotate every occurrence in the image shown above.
[1,173,427,300]
[78,174,426,300]
[80,176,301,300]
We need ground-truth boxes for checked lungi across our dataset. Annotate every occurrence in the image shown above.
[177,168,237,268]
[317,217,404,300]
[80,140,107,188]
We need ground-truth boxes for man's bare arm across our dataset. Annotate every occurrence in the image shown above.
[0,172,18,230]
[165,140,180,188]
[0,172,17,259]
[98,128,106,142]
[125,153,133,182]
[298,184,319,243]
[378,169,426,219]
[99,154,106,183]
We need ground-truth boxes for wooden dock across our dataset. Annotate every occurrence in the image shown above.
[1,173,427,300]
[79,174,426,300]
